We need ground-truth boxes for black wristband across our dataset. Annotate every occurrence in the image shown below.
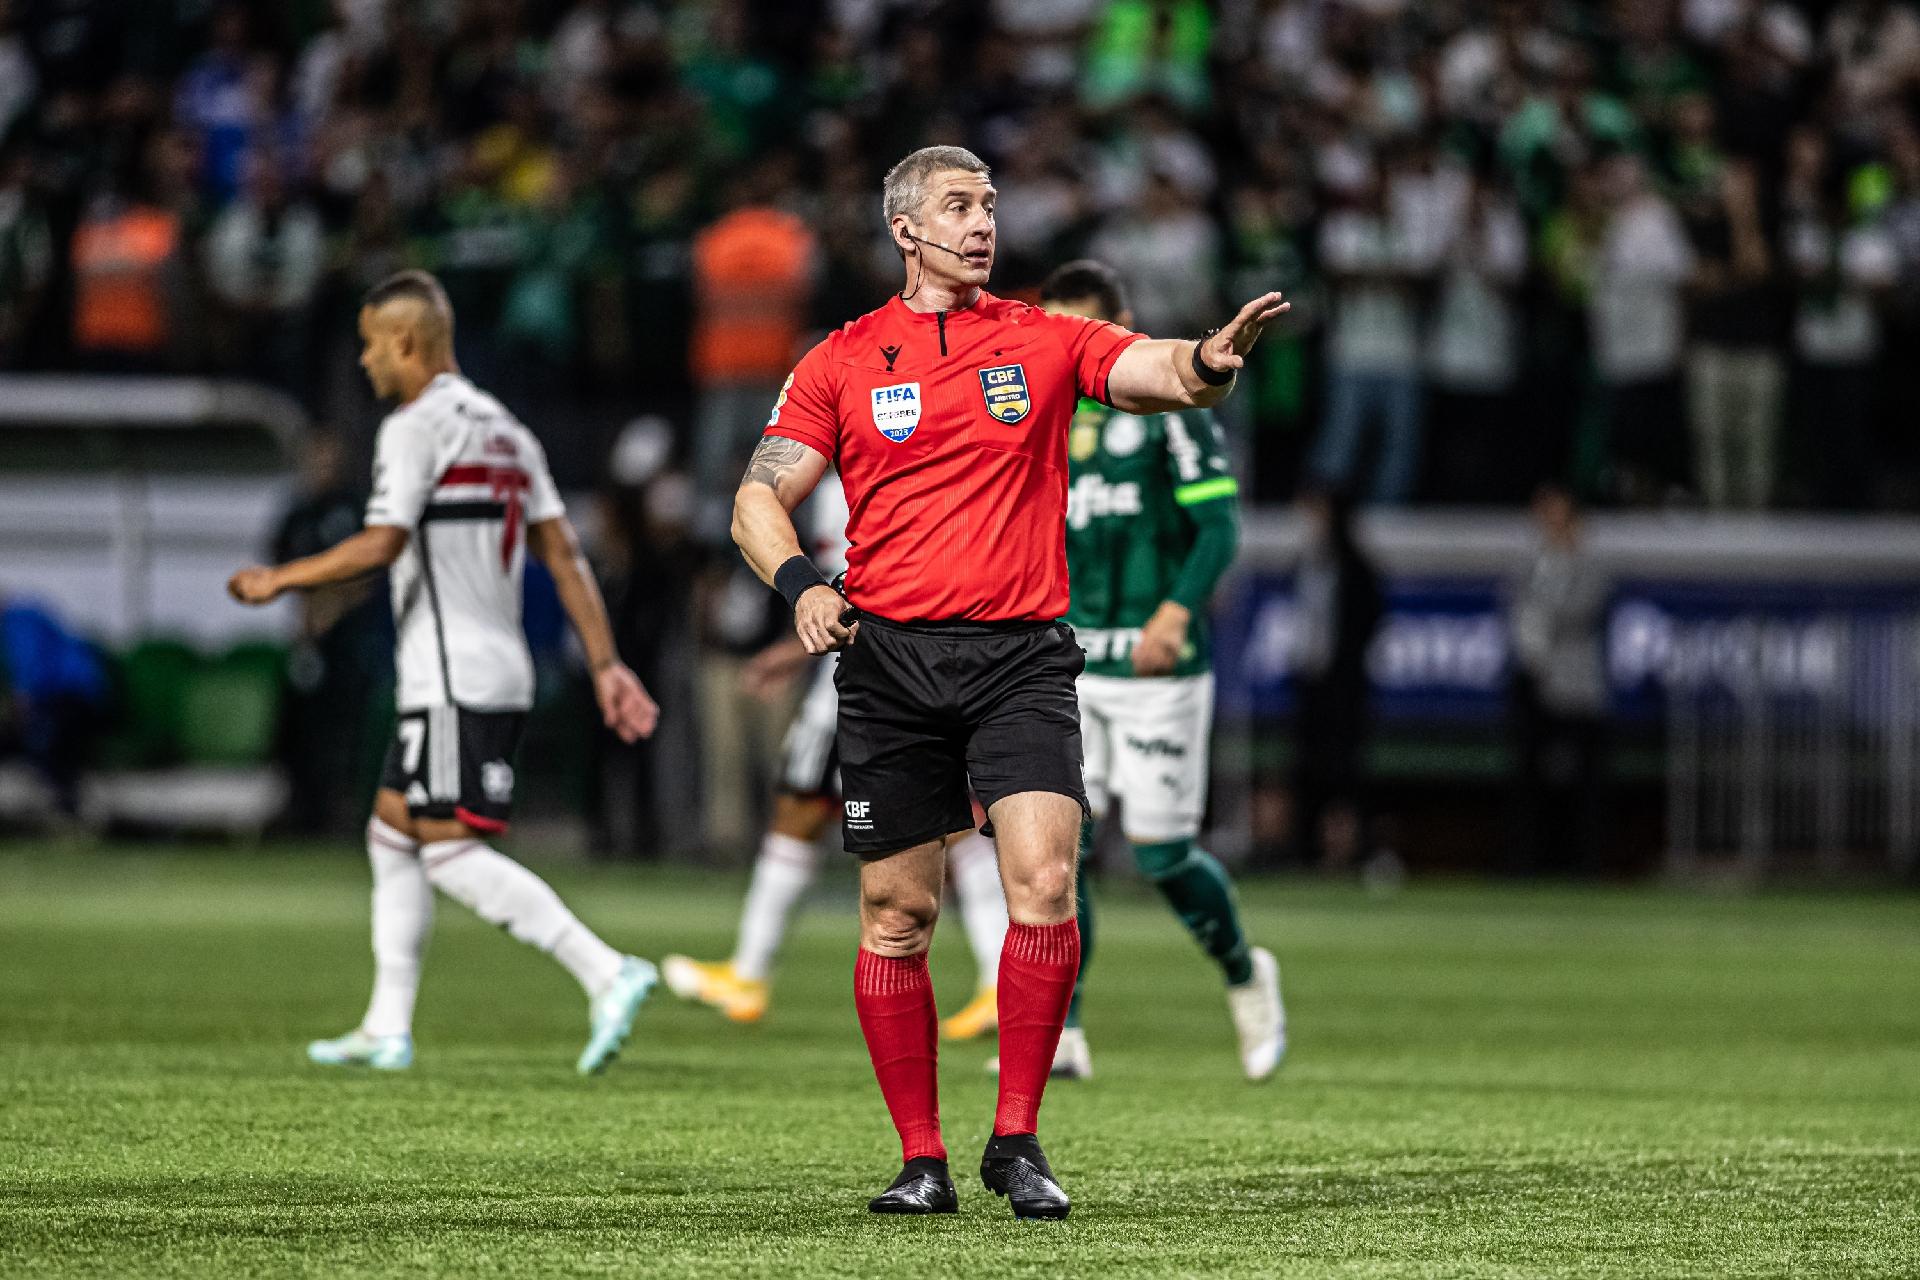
[774,555,830,610]
[1191,330,1235,387]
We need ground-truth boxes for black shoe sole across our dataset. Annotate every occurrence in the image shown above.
[867,1200,958,1215]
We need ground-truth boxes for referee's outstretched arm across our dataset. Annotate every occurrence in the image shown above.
[733,435,853,655]
[1105,290,1291,414]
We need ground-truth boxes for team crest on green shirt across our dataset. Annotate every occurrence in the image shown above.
[1070,423,1099,462]
[1070,398,1104,461]
[978,363,1030,423]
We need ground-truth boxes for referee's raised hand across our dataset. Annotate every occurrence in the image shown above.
[795,584,858,654]
[1197,290,1291,375]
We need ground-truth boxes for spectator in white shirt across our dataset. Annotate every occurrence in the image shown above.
[1783,129,1898,508]
[1590,153,1694,504]
[1425,164,1529,503]
[1308,156,1433,504]
[1089,166,1221,338]
[204,153,325,392]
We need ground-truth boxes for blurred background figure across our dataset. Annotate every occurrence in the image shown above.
[268,430,387,837]
[1679,126,1783,512]
[592,415,701,861]
[688,158,816,544]
[1287,489,1382,870]
[1505,484,1609,877]
[1425,158,1529,504]
[0,142,53,369]
[205,153,325,395]
[1590,154,1693,506]
[1782,126,1899,511]
[0,591,109,818]
[695,556,793,858]
[1309,161,1429,505]
[68,181,188,373]
[1090,162,1220,338]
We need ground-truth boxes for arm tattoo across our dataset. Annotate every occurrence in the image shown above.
[743,435,810,491]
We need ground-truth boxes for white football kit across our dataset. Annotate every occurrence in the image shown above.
[366,371,565,713]
[316,374,653,1072]
[365,372,565,827]
[1078,672,1215,844]
[780,473,849,796]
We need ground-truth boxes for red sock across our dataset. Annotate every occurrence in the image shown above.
[854,949,945,1163]
[993,919,1081,1136]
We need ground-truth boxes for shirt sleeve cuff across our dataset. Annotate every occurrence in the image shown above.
[1092,331,1151,405]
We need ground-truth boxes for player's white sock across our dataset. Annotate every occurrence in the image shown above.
[949,830,1009,987]
[362,817,432,1038]
[421,839,624,999]
[730,831,820,982]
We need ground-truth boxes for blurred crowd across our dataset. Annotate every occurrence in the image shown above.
[4,0,1920,513]
[8,0,1920,860]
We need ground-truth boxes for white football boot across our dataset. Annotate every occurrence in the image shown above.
[307,1029,413,1071]
[578,956,659,1075]
[1049,1026,1093,1080]
[1227,946,1286,1081]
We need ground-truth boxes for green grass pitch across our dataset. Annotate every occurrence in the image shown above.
[2,846,1917,1277]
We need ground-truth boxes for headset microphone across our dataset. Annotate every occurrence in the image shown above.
[898,230,983,301]
[902,231,973,261]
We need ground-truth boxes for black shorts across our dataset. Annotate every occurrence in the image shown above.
[833,614,1087,858]
[379,706,527,833]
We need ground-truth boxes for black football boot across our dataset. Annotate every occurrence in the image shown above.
[867,1156,959,1215]
[979,1133,1070,1220]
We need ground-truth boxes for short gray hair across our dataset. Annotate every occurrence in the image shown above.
[882,145,990,228]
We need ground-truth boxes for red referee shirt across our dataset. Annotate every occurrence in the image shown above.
[764,291,1145,622]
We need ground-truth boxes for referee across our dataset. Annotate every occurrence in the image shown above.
[732,145,1286,1220]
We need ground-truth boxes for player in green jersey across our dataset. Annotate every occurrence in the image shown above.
[1038,260,1285,1081]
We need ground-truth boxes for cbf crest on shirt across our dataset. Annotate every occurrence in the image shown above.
[978,363,1030,423]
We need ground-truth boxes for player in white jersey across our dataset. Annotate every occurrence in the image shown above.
[661,473,1010,1034]
[229,270,659,1075]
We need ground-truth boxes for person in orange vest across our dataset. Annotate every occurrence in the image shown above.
[689,162,817,540]
[69,188,184,369]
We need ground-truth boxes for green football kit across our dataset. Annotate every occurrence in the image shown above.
[1062,398,1254,1022]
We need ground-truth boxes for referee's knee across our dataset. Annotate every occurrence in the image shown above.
[859,887,939,956]
[1002,855,1075,923]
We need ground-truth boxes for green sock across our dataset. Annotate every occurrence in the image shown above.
[1134,839,1253,986]
[1065,817,1095,1029]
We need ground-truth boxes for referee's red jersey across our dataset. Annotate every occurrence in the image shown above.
[763,291,1145,622]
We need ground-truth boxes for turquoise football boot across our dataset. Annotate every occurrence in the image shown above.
[307,1029,413,1071]
[577,956,658,1075]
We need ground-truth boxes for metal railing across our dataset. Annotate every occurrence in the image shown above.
[1665,613,1920,877]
